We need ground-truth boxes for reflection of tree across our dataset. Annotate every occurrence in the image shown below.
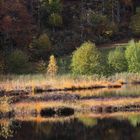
[78,117,97,128]
[34,122,52,136]
[127,114,140,127]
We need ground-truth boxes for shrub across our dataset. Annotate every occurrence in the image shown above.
[125,40,140,72]
[108,47,127,73]
[71,41,101,75]
[29,34,52,60]
[47,55,58,76]
[7,50,29,74]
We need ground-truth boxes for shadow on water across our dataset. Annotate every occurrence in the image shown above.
[1,113,140,140]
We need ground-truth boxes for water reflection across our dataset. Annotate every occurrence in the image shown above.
[1,113,140,140]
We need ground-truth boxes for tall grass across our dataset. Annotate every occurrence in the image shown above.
[0,73,140,92]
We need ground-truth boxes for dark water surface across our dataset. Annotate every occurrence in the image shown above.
[1,114,140,140]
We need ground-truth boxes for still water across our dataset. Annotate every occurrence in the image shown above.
[1,85,140,140]
[1,114,140,140]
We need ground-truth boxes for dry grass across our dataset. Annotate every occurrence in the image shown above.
[0,73,140,92]
[0,96,11,113]
[0,74,122,92]
[14,115,75,123]
[12,101,78,115]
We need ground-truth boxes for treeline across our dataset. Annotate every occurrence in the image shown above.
[0,0,140,74]
[71,40,140,76]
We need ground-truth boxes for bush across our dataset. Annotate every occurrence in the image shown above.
[29,33,52,60]
[108,47,127,73]
[125,40,140,72]
[7,50,29,74]
[71,41,101,75]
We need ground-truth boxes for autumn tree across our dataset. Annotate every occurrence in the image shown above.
[0,0,36,49]
[47,55,58,76]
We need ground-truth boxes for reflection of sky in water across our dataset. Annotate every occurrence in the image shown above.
[70,85,140,98]
[1,114,140,140]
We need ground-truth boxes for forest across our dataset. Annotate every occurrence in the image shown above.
[0,0,140,75]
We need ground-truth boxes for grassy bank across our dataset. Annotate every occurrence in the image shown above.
[1,73,140,92]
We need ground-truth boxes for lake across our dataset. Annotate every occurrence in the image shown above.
[1,113,140,140]
[1,85,140,140]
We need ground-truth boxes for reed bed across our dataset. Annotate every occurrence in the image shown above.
[0,74,122,92]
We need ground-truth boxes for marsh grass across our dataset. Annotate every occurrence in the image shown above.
[0,73,140,92]
[0,96,11,114]
[0,119,13,139]
[0,74,117,92]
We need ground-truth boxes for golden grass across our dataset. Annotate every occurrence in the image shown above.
[0,74,122,92]
[0,97,11,113]
[14,115,75,123]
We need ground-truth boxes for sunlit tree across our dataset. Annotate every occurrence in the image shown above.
[47,55,58,76]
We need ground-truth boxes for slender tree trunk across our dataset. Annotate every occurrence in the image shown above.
[117,0,120,22]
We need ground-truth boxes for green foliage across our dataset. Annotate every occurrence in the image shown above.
[40,0,62,27]
[49,13,63,27]
[71,41,101,75]
[125,40,140,72]
[7,50,29,74]
[48,0,62,13]
[47,55,58,76]
[108,47,127,73]
[29,34,51,60]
